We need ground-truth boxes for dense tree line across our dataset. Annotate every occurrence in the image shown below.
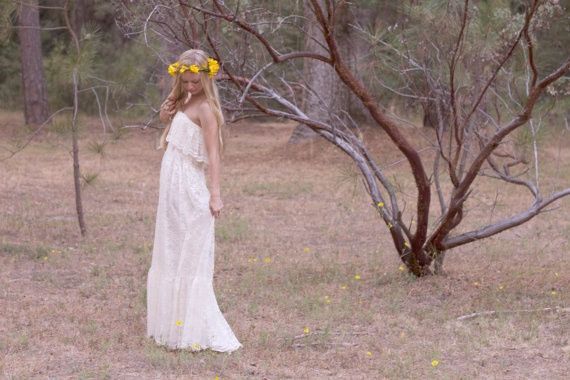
[0,0,162,121]
[1,1,568,125]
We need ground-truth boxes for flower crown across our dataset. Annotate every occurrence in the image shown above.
[167,57,220,78]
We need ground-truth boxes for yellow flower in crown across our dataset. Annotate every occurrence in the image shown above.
[207,58,220,77]
[167,61,180,76]
[167,57,220,77]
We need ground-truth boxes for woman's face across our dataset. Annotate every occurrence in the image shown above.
[180,71,203,96]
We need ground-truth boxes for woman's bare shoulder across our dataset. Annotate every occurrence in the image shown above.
[198,100,216,123]
[197,99,214,114]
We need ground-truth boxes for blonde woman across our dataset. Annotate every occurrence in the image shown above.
[146,49,242,353]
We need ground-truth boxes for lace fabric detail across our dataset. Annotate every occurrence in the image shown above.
[165,111,209,166]
[147,114,242,353]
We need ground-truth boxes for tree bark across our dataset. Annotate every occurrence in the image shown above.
[18,0,49,125]
[71,0,86,37]
[71,68,87,236]
[288,1,351,144]
[422,100,439,129]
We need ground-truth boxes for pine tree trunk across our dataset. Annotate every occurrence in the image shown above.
[422,100,438,129]
[71,0,86,37]
[17,0,49,125]
[288,1,351,144]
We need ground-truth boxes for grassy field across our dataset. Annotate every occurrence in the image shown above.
[1,110,569,379]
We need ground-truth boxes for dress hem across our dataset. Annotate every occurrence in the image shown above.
[147,333,243,353]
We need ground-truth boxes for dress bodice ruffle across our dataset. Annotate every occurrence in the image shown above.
[166,111,209,166]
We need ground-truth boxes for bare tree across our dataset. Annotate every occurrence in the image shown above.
[62,0,87,236]
[17,0,49,125]
[115,0,570,276]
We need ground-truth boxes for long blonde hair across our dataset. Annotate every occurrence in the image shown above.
[157,49,225,154]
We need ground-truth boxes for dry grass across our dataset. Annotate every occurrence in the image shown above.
[1,110,570,379]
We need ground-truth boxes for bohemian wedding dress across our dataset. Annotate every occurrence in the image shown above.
[146,110,242,352]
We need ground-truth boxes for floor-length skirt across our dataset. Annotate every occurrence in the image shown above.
[146,143,242,352]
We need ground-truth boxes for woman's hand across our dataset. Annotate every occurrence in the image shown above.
[209,195,223,218]
[159,96,177,124]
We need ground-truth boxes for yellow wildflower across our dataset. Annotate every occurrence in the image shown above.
[354,274,361,280]
[175,320,183,327]
[404,242,410,248]
[303,327,310,334]
[324,295,331,304]
[398,264,406,272]
[366,351,372,357]
[431,359,439,367]
[167,58,219,78]
[303,247,311,253]
[167,62,180,76]
[377,201,384,208]
[263,257,272,263]
[551,290,558,296]
[207,58,220,77]
[191,342,201,350]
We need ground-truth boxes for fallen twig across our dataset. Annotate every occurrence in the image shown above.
[456,307,570,321]
[292,331,369,340]
[292,342,359,348]
[122,124,162,130]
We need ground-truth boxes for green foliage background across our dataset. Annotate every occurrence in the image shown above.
[0,0,568,118]
[0,0,160,116]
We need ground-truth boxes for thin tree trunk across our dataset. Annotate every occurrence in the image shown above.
[71,0,86,37]
[18,0,49,125]
[422,100,439,128]
[288,0,351,144]
[71,68,87,236]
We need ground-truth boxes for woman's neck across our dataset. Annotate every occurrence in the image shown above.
[189,91,206,103]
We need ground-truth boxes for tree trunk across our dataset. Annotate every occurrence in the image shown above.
[72,68,87,236]
[288,1,351,144]
[422,100,438,129]
[18,0,49,125]
[71,0,86,37]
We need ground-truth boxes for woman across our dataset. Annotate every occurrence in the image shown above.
[146,49,242,353]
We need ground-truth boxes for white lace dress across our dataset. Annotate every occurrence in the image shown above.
[146,111,242,353]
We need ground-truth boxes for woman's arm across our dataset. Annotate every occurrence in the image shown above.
[199,102,223,217]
